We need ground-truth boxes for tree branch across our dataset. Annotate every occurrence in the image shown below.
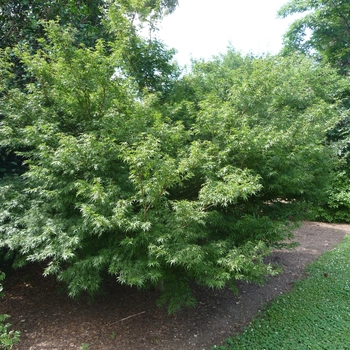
[108,311,146,326]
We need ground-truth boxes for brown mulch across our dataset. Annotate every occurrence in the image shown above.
[2,221,350,350]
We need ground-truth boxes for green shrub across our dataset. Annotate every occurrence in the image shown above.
[313,170,350,223]
[0,21,345,312]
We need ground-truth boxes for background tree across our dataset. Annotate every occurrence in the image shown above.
[279,0,350,222]
[0,0,106,51]
[0,0,178,50]
[278,0,350,74]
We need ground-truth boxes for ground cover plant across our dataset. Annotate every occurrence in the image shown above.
[215,235,350,350]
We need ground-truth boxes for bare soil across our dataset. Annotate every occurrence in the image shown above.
[2,221,350,350]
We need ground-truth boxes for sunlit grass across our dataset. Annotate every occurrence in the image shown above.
[214,235,350,350]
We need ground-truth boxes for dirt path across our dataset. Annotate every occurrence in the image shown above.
[2,221,349,350]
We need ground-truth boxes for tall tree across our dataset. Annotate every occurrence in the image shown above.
[279,1,350,222]
[0,0,178,50]
[0,0,106,50]
[278,0,350,74]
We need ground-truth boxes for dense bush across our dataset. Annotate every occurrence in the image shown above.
[0,9,348,311]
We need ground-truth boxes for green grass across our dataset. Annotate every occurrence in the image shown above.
[214,235,350,350]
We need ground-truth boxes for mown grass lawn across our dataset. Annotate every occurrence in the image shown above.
[214,235,350,350]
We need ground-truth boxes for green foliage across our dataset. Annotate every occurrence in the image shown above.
[0,18,345,312]
[0,0,107,50]
[278,0,350,74]
[172,51,344,210]
[0,272,20,349]
[121,36,179,94]
[214,235,350,349]
[278,0,350,223]
[156,276,196,314]
[79,343,90,350]
[313,170,350,223]
[0,0,178,52]
[0,0,179,181]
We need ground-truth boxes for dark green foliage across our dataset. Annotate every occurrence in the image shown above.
[121,37,179,94]
[0,0,106,50]
[0,151,24,178]
[313,170,350,223]
[278,1,350,222]
[278,0,350,74]
[156,275,196,314]
[0,0,178,51]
